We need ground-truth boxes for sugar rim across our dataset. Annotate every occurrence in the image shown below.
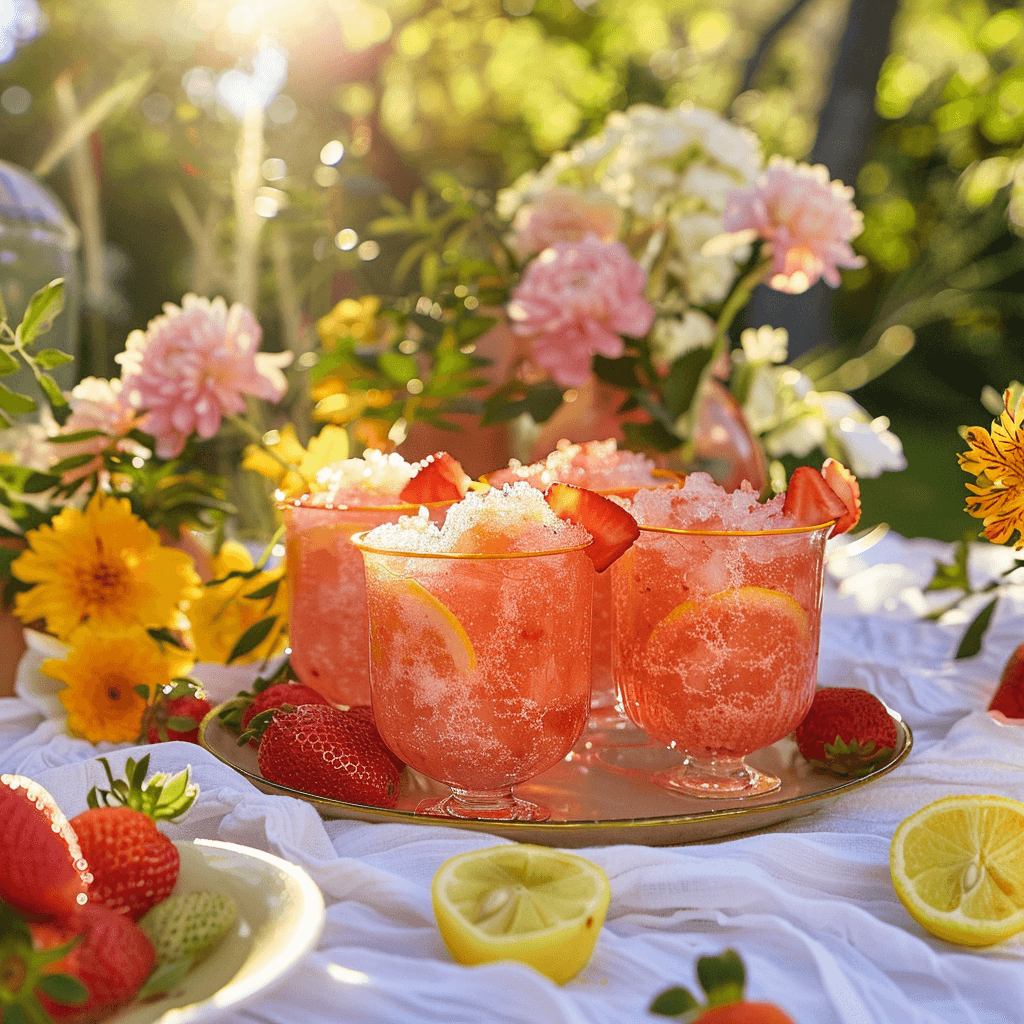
[349,530,594,560]
[637,519,836,538]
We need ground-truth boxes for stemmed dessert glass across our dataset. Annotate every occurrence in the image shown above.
[281,498,453,707]
[611,520,831,798]
[353,534,594,821]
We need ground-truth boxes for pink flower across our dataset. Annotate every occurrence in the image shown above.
[721,157,865,294]
[115,295,290,459]
[508,237,655,388]
[509,187,623,260]
[56,377,144,484]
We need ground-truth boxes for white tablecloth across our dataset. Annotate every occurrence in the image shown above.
[2,531,1023,1024]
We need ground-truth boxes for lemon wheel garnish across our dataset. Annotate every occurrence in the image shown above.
[394,577,477,673]
[431,844,611,984]
[890,794,1024,946]
[649,585,808,648]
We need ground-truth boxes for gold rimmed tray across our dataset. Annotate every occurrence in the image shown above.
[198,702,912,848]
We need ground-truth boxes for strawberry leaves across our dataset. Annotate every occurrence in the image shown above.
[86,756,197,824]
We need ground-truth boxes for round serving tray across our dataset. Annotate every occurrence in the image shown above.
[199,701,912,848]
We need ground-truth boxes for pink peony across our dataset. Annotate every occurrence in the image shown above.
[56,377,145,484]
[115,295,290,459]
[509,187,623,261]
[721,156,865,295]
[507,237,655,388]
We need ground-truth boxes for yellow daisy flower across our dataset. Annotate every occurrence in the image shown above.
[187,541,288,664]
[959,387,1024,549]
[316,295,381,349]
[11,492,202,640]
[44,625,195,744]
[242,423,350,498]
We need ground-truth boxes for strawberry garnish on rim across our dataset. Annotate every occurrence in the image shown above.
[400,452,471,505]
[781,465,849,536]
[0,774,91,919]
[821,458,861,536]
[543,483,640,572]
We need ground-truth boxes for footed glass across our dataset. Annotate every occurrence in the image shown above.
[611,521,831,798]
[281,499,451,707]
[354,536,593,821]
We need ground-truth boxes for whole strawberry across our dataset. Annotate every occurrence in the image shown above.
[794,687,898,777]
[650,949,796,1023]
[240,682,331,732]
[252,703,403,808]
[0,775,91,920]
[146,693,214,744]
[989,641,1024,719]
[70,756,197,920]
[25,902,156,1024]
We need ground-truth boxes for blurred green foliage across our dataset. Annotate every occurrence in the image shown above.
[1,0,1023,538]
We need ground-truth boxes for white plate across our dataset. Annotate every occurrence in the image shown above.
[112,839,325,1024]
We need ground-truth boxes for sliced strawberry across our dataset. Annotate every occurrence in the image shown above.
[0,774,91,919]
[400,452,470,505]
[821,458,861,536]
[781,466,849,533]
[543,483,640,573]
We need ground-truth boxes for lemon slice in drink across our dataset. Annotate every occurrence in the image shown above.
[432,844,610,984]
[389,577,477,673]
[890,795,1024,946]
[648,586,808,658]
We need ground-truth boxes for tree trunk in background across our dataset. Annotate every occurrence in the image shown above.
[745,0,902,358]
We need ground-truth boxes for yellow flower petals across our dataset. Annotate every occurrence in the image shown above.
[960,388,1024,549]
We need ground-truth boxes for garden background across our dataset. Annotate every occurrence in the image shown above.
[2,0,1023,542]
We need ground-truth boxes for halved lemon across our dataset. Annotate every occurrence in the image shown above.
[890,794,1024,946]
[375,575,477,673]
[431,844,611,984]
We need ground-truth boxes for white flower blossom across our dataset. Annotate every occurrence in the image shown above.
[740,326,789,365]
[650,311,716,370]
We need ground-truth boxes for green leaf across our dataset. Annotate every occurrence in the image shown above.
[592,353,642,390]
[925,534,972,592]
[50,429,107,445]
[49,452,97,475]
[147,627,190,650]
[0,382,37,415]
[378,352,419,385]
[36,972,88,1005]
[15,279,64,349]
[33,348,74,370]
[622,419,680,453]
[226,617,276,664]
[244,578,280,601]
[697,949,746,1005]
[133,685,150,701]
[167,715,200,731]
[0,349,18,375]
[420,251,440,296]
[662,347,716,420]
[37,373,67,408]
[649,986,700,1017]
[955,596,999,659]
[524,382,564,424]
[455,315,495,344]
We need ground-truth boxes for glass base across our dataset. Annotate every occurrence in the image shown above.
[574,688,656,753]
[416,788,551,822]
[652,754,781,799]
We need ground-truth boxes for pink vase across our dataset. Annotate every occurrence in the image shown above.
[528,378,767,493]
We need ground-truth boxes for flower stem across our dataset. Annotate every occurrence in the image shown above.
[678,257,772,463]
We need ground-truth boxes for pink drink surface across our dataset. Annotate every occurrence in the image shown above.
[362,549,592,791]
[284,502,445,706]
[612,477,829,758]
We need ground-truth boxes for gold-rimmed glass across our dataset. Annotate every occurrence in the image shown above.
[280,498,453,707]
[352,533,594,821]
[611,519,832,798]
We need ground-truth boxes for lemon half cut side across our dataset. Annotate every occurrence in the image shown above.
[394,576,477,673]
[431,844,611,984]
[890,794,1024,946]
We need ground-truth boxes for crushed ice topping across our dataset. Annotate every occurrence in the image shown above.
[628,472,788,531]
[359,481,591,554]
[487,438,660,491]
[302,449,418,506]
